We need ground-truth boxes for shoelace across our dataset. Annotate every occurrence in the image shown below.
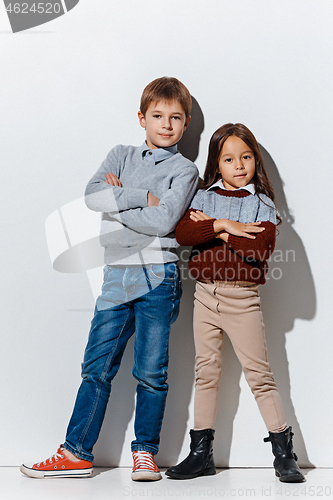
[133,451,157,471]
[37,451,64,466]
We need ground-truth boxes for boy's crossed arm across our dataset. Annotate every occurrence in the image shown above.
[85,146,199,238]
[111,167,198,237]
[85,147,150,215]
[104,172,160,208]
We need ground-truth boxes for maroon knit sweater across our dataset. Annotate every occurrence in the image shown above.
[175,189,276,284]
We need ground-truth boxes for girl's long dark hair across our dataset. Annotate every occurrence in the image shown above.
[202,123,281,224]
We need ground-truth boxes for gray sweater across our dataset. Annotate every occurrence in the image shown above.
[85,144,199,265]
[190,187,277,224]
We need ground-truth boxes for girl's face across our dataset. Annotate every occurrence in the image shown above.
[218,135,256,190]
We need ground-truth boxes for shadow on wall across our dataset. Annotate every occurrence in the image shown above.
[177,96,204,162]
[95,128,315,466]
[209,145,316,468]
[261,146,316,466]
[158,138,316,468]
[46,98,315,467]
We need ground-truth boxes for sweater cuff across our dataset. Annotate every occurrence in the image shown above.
[127,188,148,209]
[201,218,217,241]
[227,234,242,249]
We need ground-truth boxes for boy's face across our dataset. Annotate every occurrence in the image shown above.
[138,100,190,150]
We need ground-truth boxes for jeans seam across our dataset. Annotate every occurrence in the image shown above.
[77,308,133,452]
[62,441,93,462]
[131,278,180,452]
[131,444,158,454]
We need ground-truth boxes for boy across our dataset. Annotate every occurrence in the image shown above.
[21,77,199,481]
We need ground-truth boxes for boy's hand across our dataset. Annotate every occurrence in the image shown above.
[105,172,122,187]
[147,192,160,207]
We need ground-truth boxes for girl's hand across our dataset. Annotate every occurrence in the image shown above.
[105,172,122,187]
[189,210,213,222]
[215,219,264,240]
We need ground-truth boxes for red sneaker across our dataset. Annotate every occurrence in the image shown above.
[20,447,93,478]
[131,450,162,481]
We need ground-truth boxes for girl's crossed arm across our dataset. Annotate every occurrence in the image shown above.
[189,210,264,242]
[177,210,276,262]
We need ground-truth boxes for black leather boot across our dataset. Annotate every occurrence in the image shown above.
[264,426,305,482]
[165,429,216,479]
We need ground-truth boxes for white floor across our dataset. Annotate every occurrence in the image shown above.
[2,467,333,500]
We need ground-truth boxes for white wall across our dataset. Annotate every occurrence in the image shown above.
[1,0,332,467]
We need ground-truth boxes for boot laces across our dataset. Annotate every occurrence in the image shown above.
[132,451,158,472]
[37,450,64,466]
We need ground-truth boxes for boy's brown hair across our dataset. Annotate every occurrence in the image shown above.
[140,77,192,118]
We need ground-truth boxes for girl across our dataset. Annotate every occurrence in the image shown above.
[165,123,304,483]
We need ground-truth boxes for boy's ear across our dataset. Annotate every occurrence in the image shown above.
[138,111,146,129]
[184,115,191,130]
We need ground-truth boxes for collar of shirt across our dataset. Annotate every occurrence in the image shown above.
[141,142,178,164]
[206,179,255,195]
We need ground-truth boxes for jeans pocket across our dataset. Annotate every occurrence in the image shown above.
[103,265,114,283]
[146,263,178,286]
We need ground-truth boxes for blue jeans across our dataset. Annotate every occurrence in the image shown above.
[63,263,182,461]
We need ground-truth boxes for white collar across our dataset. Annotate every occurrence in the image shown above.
[207,179,255,195]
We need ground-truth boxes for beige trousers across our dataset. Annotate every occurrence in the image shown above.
[193,280,287,433]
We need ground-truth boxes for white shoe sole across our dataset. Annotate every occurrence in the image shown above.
[20,464,93,479]
[131,470,162,481]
